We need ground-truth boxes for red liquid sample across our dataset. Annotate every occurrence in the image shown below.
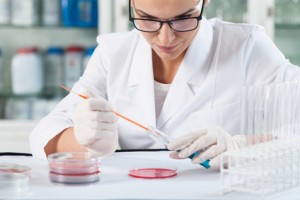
[128,168,177,179]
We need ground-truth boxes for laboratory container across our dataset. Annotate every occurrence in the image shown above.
[64,46,84,88]
[82,46,96,70]
[0,48,4,91]
[0,173,29,197]
[0,163,31,176]
[11,47,43,95]
[61,0,98,27]
[0,0,10,25]
[61,0,77,26]
[42,0,61,26]
[44,47,64,90]
[48,152,101,184]
[11,0,40,26]
[76,0,98,27]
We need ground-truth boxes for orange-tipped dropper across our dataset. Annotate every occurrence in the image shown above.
[59,85,149,131]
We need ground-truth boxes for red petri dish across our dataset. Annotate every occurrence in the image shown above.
[48,152,100,175]
[128,168,177,179]
[49,171,100,184]
[48,152,101,184]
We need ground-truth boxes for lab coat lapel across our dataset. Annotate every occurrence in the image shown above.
[128,34,156,128]
[157,18,214,129]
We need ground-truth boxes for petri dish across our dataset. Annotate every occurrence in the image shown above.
[0,173,29,196]
[48,152,101,175]
[48,152,101,184]
[128,167,177,179]
[49,171,100,184]
[0,163,31,176]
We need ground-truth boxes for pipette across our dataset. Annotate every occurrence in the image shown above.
[146,126,210,168]
[60,85,210,168]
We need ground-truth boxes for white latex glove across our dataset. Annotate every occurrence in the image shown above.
[73,96,119,157]
[167,126,246,169]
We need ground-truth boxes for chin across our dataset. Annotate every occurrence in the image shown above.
[155,50,183,61]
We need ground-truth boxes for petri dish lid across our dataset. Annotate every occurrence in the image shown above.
[48,152,101,175]
[49,171,100,184]
[128,166,177,179]
[0,163,31,175]
[0,172,29,184]
[0,173,29,196]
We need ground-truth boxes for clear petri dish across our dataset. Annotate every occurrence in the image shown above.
[128,167,177,179]
[0,173,29,196]
[0,163,31,176]
[49,171,100,184]
[48,152,101,175]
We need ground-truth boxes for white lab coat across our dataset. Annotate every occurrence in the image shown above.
[30,18,300,160]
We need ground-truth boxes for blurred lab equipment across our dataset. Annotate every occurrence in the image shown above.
[221,81,300,196]
[61,0,98,27]
[42,0,61,26]
[76,0,98,27]
[0,48,4,91]
[5,98,32,120]
[0,0,10,25]
[11,47,43,95]
[64,46,84,88]
[44,47,64,91]
[83,46,96,70]
[11,0,39,26]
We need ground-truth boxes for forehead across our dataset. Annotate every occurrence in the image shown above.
[133,0,200,18]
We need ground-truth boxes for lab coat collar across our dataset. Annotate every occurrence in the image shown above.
[157,18,214,129]
[128,18,214,129]
[128,32,157,127]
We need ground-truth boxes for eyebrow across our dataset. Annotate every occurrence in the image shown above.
[135,8,197,19]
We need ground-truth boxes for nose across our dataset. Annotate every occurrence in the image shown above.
[157,23,175,45]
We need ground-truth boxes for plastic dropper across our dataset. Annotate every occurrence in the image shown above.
[60,85,210,169]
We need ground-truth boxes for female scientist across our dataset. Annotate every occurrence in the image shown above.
[30,0,300,168]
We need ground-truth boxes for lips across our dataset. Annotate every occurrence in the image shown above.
[157,44,179,53]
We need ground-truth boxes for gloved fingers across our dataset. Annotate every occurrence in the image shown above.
[75,126,117,145]
[86,131,119,157]
[74,126,98,146]
[85,98,114,111]
[84,111,118,122]
[209,153,228,169]
[191,144,225,164]
[168,151,184,160]
[177,133,218,158]
[93,129,118,138]
[82,120,117,131]
[167,130,206,151]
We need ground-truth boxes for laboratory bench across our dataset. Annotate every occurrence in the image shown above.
[0,151,299,200]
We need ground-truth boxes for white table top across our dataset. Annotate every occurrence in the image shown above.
[0,151,299,199]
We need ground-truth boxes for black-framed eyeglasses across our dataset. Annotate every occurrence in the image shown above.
[129,0,205,33]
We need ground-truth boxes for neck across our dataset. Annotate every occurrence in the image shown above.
[152,51,184,84]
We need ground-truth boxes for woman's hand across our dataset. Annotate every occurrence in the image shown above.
[167,126,246,168]
[73,97,119,157]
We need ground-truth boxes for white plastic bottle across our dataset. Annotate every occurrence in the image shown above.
[0,0,10,25]
[11,48,43,95]
[64,46,84,88]
[11,0,39,26]
[42,0,60,26]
